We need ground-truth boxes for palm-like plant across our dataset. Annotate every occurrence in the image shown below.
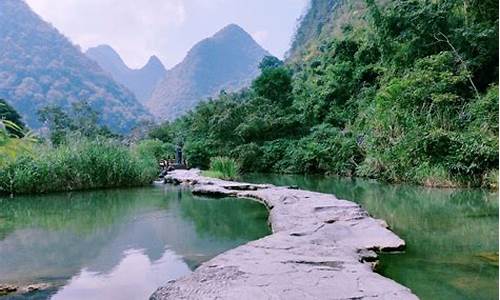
[0,119,36,166]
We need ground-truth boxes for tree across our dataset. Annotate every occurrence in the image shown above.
[259,56,284,71]
[38,105,73,145]
[38,101,118,145]
[252,67,293,106]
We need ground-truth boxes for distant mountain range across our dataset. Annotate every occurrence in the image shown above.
[0,0,269,130]
[86,45,166,104]
[0,0,150,132]
[147,24,269,120]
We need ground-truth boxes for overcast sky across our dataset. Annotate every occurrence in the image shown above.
[25,0,308,69]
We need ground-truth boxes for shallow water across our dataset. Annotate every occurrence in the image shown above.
[0,186,270,299]
[242,174,499,300]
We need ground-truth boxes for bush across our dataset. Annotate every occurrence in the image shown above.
[0,137,158,195]
[134,139,175,161]
[205,157,240,181]
[184,140,212,169]
[231,143,263,172]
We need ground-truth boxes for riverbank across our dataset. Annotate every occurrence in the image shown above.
[151,169,418,300]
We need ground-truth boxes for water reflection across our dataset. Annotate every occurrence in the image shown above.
[0,186,270,299]
[52,249,189,300]
[242,174,499,300]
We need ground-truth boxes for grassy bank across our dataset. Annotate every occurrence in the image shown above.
[0,137,159,195]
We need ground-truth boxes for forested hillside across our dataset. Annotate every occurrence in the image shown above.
[150,0,498,188]
[86,45,166,103]
[0,0,151,132]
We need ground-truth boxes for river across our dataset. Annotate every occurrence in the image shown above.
[0,175,497,300]
[242,174,499,300]
[0,186,270,299]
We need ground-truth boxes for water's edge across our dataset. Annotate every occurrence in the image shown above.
[151,169,418,300]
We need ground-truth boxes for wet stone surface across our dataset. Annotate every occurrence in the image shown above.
[151,170,418,300]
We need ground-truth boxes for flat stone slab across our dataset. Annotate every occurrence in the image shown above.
[152,170,418,300]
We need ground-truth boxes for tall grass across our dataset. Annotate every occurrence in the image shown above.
[204,157,240,181]
[0,137,158,195]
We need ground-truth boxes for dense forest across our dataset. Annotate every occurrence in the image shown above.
[149,0,499,188]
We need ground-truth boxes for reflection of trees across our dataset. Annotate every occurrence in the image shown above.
[242,174,499,300]
[0,188,169,283]
[0,186,271,289]
[178,193,270,241]
[0,188,169,239]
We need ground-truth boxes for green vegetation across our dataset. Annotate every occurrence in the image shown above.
[0,99,26,136]
[203,157,240,180]
[0,101,168,195]
[0,101,36,167]
[150,0,498,187]
[0,136,158,195]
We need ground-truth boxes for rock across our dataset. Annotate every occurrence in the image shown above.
[192,185,237,197]
[151,169,418,300]
[164,177,181,185]
[0,284,17,295]
[25,283,51,292]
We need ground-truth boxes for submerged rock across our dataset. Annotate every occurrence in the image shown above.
[0,284,17,295]
[151,169,418,300]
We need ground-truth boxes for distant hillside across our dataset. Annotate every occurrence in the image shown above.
[147,24,269,120]
[86,45,166,103]
[0,0,150,132]
[287,0,370,63]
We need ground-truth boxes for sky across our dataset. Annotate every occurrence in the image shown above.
[25,0,309,69]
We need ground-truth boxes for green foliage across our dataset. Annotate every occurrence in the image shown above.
[252,67,293,106]
[0,137,158,195]
[38,101,118,145]
[259,56,284,70]
[0,99,25,136]
[185,140,213,169]
[133,139,175,161]
[205,157,240,180]
[147,0,498,188]
[0,120,36,167]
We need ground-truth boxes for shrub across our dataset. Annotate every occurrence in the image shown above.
[205,157,240,181]
[231,143,263,172]
[134,139,175,161]
[184,140,212,169]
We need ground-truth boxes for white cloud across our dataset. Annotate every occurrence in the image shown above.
[25,0,186,68]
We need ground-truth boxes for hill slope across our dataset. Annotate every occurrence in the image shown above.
[147,24,269,120]
[0,0,150,132]
[287,0,371,63]
[86,45,166,103]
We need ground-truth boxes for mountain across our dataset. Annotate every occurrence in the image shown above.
[0,0,150,132]
[147,24,269,120]
[86,45,166,103]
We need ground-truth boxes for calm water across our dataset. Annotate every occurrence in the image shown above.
[0,186,270,299]
[242,174,499,300]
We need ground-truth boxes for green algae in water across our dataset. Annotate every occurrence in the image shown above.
[242,174,499,300]
[0,186,270,299]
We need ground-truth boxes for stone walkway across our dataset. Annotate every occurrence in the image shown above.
[151,170,418,300]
